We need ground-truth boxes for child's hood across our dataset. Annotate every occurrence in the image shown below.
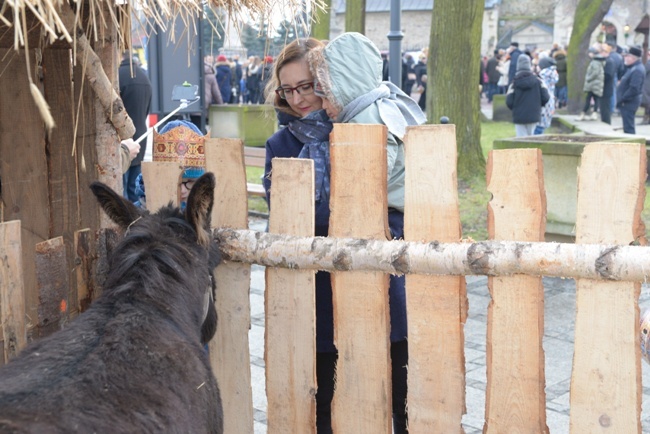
[309,32,383,111]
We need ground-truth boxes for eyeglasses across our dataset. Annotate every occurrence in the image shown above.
[275,82,315,100]
[180,180,195,190]
[313,81,326,98]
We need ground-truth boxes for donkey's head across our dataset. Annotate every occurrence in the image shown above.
[90,173,219,344]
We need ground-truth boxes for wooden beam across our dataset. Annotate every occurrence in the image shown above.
[0,221,27,364]
[34,237,69,339]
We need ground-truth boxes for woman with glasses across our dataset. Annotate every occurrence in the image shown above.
[308,32,426,434]
[263,37,339,433]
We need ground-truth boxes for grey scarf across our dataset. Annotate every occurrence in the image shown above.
[337,81,426,139]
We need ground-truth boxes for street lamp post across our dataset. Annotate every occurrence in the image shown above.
[387,0,403,88]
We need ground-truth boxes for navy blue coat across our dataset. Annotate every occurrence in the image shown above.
[215,63,232,104]
[617,60,645,110]
[506,71,550,124]
[263,113,407,353]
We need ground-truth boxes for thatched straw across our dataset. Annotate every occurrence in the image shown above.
[4,0,324,53]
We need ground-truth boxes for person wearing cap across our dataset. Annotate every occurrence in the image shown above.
[616,45,646,134]
[215,54,232,104]
[506,54,550,136]
[535,55,558,134]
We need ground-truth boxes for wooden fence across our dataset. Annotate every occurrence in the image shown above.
[1,124,648,432]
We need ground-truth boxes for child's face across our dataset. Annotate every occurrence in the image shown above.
[321,97,340,120]
[179,179,196,203]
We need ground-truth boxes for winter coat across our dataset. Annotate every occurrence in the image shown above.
[583,56,605,97]
[642,60,650,108]
[506,70,550,124]
[508,48,522,84]
[307,32,427,350]
[215,62,232,103]
[486,55,501,84]
[554,52,567,88]
[602,56,617,99]
[119,59,152,166]
[617,59,645,110]
[609,50,625,80]
[203,63,223,108]
[538,66,559,129]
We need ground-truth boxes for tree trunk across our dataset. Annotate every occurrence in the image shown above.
[215,228,650,282]
[311,0,331,40]
[428,0,485,180]
[345,0,365,33]
[566,0,615,113]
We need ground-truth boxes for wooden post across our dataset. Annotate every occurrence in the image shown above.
[570,143,645,432]
[484,148,548,432]
[329,124,392,433]
[75,229,94,313]
[0,48,50,325]
[403,124,467,431]
[0,221,27,364]
[205,138,254,433]
[141,162,183,212]
[34,237,70,338]
[266,158,316,433]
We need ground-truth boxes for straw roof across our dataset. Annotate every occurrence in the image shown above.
[1,0,323,52]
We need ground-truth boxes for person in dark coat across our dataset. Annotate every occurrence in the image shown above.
[608,43,625,112]
[508,42,523,85]
[215,55,232,104]
[616,46,646,134]
[119,51,152,202]
[506,54,550,137]
[486,49,501,102]
[553,49,568,108]
[641,51,650,124]
[413,52,428,111]
[401,53,415,94]
[601,44,616,124]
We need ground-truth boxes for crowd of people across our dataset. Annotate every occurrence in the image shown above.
[203,53,275,106]
[480,40,649,135]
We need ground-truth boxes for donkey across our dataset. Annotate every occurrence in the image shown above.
[0,173,223,433]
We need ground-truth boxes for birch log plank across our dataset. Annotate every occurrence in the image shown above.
[484,148,548,433]
[141,162,183,212]
[0,221,26,364]
[404,124,467,432]
[266,158,316,433]
[329,124,392,433]
[570,143,645,433]
[205,138,254,433]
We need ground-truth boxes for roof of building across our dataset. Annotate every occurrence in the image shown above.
[334,0,500,13]
[513,20,554,35]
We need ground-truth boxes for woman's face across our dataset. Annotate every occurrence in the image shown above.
[278,59,323,116]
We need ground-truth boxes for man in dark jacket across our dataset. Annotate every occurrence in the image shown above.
[119,51,152,202]
[508,42,522,85]
[616,46,645,134]
[608,43,625,112]
[485,49,501,102]
[506,54,550,136]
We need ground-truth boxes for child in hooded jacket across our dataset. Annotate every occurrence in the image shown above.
[308,32,426,433]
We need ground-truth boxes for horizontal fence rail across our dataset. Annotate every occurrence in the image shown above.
[215,228,650,281]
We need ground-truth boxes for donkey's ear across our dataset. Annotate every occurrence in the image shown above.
[185,173,215,247]
[90,182,143,229]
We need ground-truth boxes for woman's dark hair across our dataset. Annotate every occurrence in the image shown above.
[265,38,324,116]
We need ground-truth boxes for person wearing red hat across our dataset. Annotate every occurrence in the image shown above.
[215,54,232,104]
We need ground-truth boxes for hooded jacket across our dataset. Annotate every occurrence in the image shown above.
[309,32,425,213]
[583,55,606,96]
[215,61,232,103]
[506,70,550,124]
